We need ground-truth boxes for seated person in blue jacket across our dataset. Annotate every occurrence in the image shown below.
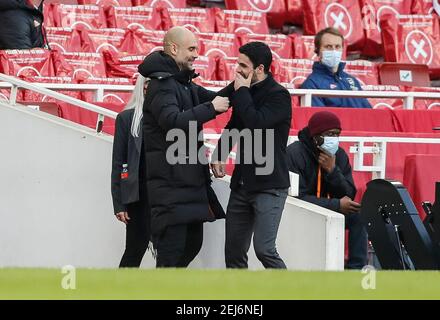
[286,111,368,269]
[301,27,372,108]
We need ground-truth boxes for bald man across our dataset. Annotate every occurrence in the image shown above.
[138,27,230,268]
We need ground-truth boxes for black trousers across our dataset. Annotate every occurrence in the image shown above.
[119,195,151,268]
[225,187,288,269]
[154,222,203,268]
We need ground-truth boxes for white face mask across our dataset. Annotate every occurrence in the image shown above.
[321,50,342,69]
[320,136,339,155]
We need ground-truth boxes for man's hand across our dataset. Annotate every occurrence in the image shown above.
[234,71,253,91]
[115,211,130,224]
[339,196,361,214]
[211,161,226,178]
[318,148,336,173]
[212,96,229,113]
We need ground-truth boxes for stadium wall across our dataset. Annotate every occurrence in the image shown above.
[0,103,344,270]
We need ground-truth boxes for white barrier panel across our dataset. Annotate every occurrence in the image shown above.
[0,103,344,270]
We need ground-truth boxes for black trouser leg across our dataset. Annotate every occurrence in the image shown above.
[225,188,255,268]
[155,223,203,268]
[119,198,150,268]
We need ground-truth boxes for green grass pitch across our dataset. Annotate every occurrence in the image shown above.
[1,268,440,300]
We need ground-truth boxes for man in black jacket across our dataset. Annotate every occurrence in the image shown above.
[0,0,47,50]
[286,111,368,269]
[211,42,292,269]
[138,27,229,268]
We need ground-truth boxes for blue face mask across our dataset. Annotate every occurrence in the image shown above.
[320,136,339,155]
[321,50,342,69]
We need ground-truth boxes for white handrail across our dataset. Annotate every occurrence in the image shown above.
[204,133,440,180]
[0,73,118,133]
[2,80,440,109]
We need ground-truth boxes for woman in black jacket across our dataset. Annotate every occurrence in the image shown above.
[0,0,46,50]
[111,75,151,268]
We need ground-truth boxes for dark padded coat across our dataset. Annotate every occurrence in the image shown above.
[138,51,224,236]
[0,0,46,50]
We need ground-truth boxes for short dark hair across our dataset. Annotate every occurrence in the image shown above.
[239,41,272,73]
[314,27,344,54]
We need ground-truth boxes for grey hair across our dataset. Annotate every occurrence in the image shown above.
[124,75,148,138]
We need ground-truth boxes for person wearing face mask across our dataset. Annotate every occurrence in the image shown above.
[286,111,368,269]
[300,27,372,109]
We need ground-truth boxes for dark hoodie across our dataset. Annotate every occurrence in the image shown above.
[0,0,45,50]
[137,51,225,235]
[286,127,356,212]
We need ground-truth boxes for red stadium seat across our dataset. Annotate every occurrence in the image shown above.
[285,0,303,26]
[106,6,163,30]
[405,86,440,110]
[163,8,216,33]
[78,0,133,6]
[45,27,83,53]
[224,0,288,29]
[193,56,217,81]
[379,62,430,87]
[216,57,237,81]
[240,34,293,59]
[381,14,440,79]
[344,60,379,86]
[132,0,186,8]
[52,4,107,30]
[58,52,107,81]
[103,51,145,78]
[0,49,54,78]
[290,34,348,60]
[411,0,437,15]
[80,28,126,54]
[215,8,269,34]
[362,84,404,110]
[197,33,239,59]
[272,58,313,87]
[119,29,165,55]
[302,0,365,53]
[359,0,412,57]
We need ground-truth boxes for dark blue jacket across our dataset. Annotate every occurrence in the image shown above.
[301,61,372,109]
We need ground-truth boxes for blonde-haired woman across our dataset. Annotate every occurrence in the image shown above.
[111,75,151,267]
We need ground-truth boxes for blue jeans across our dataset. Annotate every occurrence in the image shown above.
[346,212,368,269]
[225,187,288,269]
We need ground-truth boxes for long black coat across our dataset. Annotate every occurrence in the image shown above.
[286,128,356,212]
[138,51,224,236]
[111,109,145,214]
[0,0,46,50]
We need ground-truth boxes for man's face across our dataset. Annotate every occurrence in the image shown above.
[174,35,199,71]
[318,33,343,59]
[236,54,259,84]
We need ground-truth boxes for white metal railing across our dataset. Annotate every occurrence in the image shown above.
[0,74,118,133]
[2,77,440,109]
[291,89,440,109]
[204,133,440,181]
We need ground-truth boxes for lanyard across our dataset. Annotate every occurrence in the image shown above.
[316,165,330,199]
